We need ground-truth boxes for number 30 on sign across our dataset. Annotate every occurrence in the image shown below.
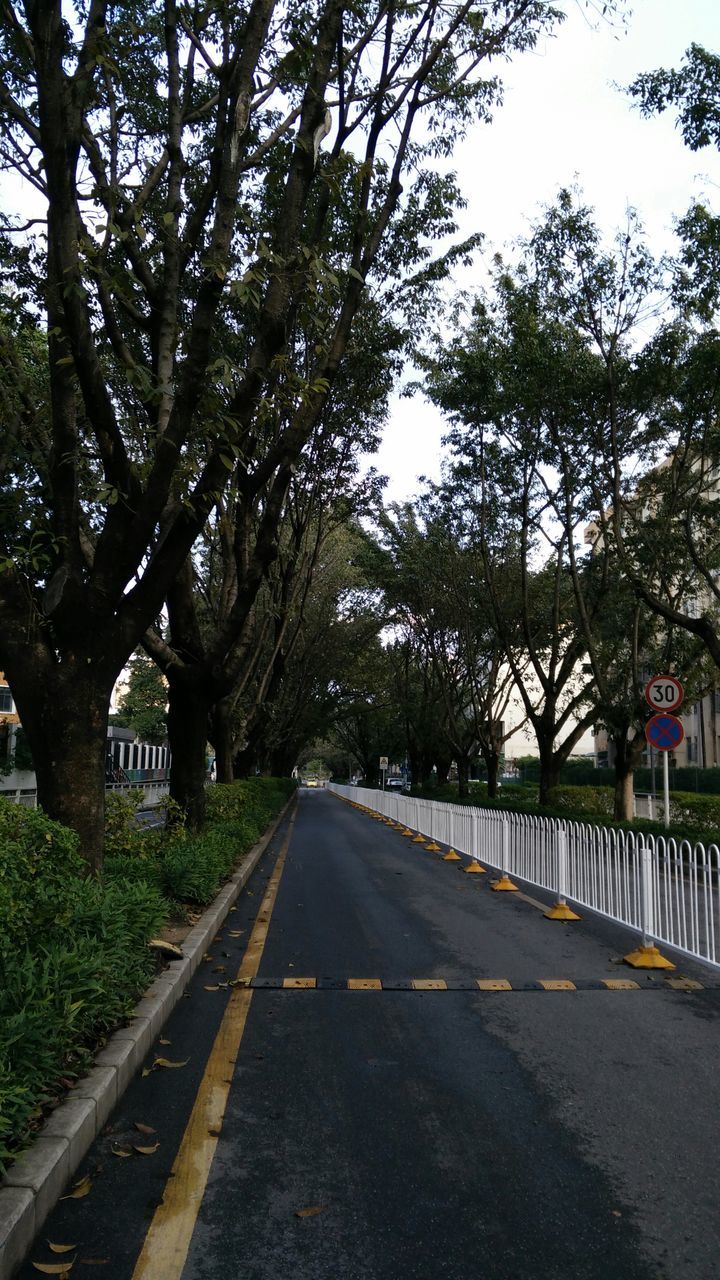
[644,674,684,713]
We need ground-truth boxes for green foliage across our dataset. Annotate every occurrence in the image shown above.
[0,877,166,1170]
[546,785,615,817]
[117,652,168,746]
[667,791,720,838]
[0,799,85,957]
[0,779,292,1169]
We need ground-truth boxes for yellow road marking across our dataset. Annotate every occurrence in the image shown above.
[602,979,640,990]
[131,813,295,1280]
[666,977,704,991]
[347,979,382,990]
[538,979,577,991]
[411,979,448,990]
[283,977,317,988]
[476,979,512,991]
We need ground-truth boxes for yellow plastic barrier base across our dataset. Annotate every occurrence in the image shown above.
[401,829,415,837]
[463,861,486,874]
[443,849,462,862]
[412,834,426,844]
[425,842,442,852]
[491,875,519,891]
[544,901,581,921]
[623,944,676,970]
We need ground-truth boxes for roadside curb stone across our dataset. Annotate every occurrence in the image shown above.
[0,793,295,1279]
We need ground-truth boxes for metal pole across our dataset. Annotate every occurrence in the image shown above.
[663,751,670,829]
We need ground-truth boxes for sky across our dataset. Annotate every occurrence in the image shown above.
[373,0,720,505]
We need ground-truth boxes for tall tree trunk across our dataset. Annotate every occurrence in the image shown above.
[457,756,470,799]
[166,673,212,829]
[611,730,645,822]
[9,662,115,874]
[211,695,235,785]
[537,739,561,806]
[483,748,500,799]
[433,754,451,787]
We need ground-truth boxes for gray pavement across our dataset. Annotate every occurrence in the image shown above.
[13,789,720,1280]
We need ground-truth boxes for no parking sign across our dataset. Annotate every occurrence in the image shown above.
[645,713,685,752]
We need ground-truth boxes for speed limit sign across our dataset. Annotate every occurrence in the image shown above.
[644,674,684,713]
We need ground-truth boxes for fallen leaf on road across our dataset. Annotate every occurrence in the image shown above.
[111,1145,133,1158]
[202,954,214,962]
[228,931,244,938]
[212,966,226,973]
[611,1210,622,1218]
[32,1260,76,1275]
[47,1244,77,1254]
[134,1122,156,1135]
[294,1206,326,1219]
[133,1142,160,1155]
[153,1057,189,1069]
[78,1260,110,1266]
[60,1175,91,1201]
[204,985,220,992]
[159,1038,171,1046]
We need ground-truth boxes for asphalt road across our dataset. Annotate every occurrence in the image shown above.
[19,789,720,1280]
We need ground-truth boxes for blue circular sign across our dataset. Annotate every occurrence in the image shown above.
[645,713,685,752]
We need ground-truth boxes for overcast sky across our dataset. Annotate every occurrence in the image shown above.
[373,0,720,505]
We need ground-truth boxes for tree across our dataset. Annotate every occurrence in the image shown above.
[0,0,566,866]
[117,651,167,746]
[376,502,525,797]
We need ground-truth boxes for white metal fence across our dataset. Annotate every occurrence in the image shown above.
[0,780,170,809]
[329,784,720,970]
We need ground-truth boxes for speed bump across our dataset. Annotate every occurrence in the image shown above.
[347,979,382,990]
[411,979,448,990]
[538,979,577,991]
[476,979,512,991]
[282,977,317,989]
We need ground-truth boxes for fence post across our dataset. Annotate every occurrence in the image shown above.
[491,815,518,891]
[462,807,487,874]
[623,837,676,969]
[544,823,581,920]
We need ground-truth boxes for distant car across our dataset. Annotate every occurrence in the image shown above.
[386,777,404,790]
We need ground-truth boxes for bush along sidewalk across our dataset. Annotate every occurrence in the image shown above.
[406,780,720,848]
[0,778,295,1173]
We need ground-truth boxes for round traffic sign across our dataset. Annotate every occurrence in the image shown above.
[645,713,685,752]
[644,674,684,713]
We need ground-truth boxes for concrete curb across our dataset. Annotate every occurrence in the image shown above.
[0,794,296,1280]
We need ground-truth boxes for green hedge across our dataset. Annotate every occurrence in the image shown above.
[0,778,294,1171]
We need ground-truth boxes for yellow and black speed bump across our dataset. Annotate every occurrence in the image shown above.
[248,976,717,992]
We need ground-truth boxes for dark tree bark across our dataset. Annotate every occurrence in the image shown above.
[482,747,500,799]
[166,671,213,829]
[610,729,646,822]
[457,755,470,799]
[8,660,115,874]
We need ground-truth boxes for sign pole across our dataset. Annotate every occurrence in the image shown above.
[663,750,670,829]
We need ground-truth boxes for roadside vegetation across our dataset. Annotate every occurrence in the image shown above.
[405,778,720,846]
[0,779,294,1173]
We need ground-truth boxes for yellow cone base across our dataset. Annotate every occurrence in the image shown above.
[463,861,486,874]
[491,875,519,891]
[623,944,676,970]
[443,850,462,862]
[412,834,426,844]
[425,842,442,852]
[401,829,415,838]
[544,900,581,921]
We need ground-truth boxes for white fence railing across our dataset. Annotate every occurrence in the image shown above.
[329,784,720,970]
[0,780,170,809]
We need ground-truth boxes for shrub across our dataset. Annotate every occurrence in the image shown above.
[0,799,85,957]
[546,785,615,817]
[0,776,293,1169]
[0,876,167,1169]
